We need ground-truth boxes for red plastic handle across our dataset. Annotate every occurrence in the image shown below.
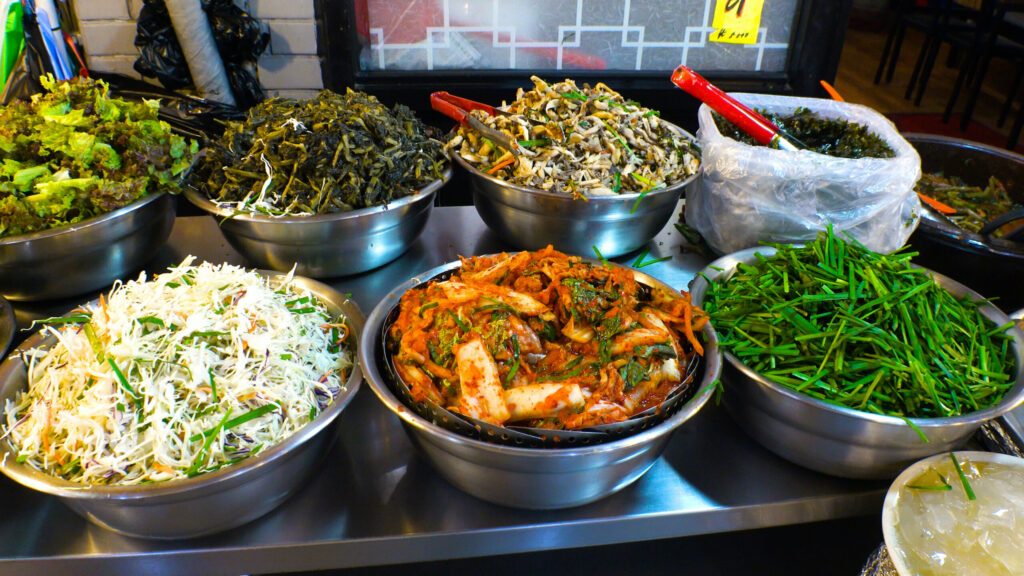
[670,65,778,146]
[430,91,498,124]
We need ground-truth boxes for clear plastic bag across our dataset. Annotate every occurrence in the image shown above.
[686,93,922,255]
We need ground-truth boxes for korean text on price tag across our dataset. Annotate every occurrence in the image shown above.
[710,0,765,45]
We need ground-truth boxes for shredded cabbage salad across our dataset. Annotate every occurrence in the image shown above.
[2,258,352,485]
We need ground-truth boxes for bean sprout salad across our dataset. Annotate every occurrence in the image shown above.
[445,76,700,198]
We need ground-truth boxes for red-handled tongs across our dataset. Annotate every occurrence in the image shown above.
[670,65,805,152]
[430,91,519,155]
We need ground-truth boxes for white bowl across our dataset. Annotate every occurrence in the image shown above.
[882,450,1024,576]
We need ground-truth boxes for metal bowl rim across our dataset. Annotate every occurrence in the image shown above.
[881,450,1024,576]
[183,167,452,224]
[0,191,169,246]
[450,119,699,202]
[0,296,12,360]
[360,255,721,458]
[0,271,364,501]
[690,245,1024,429]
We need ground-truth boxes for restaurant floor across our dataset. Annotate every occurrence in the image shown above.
[836,18,1022,149]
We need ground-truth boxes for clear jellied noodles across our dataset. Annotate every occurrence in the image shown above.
[2,258,353,485]
[892,457,1024,575]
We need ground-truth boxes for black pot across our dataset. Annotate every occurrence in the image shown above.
[904,133,1024,312]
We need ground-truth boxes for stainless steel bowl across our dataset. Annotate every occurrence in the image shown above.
[0,296,12,360]
[453,121,698,258]
[0,272,364,539]
[690,247,1024,479]
[360,259,721,509]
[184,169,452,278]
[0,192,174,302]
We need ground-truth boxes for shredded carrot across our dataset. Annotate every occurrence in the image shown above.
[681,300,704,356]
[918,192,957,215]
[487,155,516,174]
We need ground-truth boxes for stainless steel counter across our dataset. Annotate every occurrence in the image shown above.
[0,205,888,576]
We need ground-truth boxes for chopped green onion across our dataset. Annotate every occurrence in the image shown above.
[592,245,610,266]
[446,309,470,332]
[190,403,280,443]
[901,416,929,444]
[907,483,953,491]
[32,313,92,326]
[632,250,672,269]
[107,358,139,400]
[505,334,521,387]
[949,453,977,500]
[83,323,105,362]
[419,301,439,317]
[208,368,219,404]
[630,189,652,214]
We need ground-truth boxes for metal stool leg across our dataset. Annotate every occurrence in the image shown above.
[914,35,944,105]
[999,64,1024,128]
[906,35,931,100]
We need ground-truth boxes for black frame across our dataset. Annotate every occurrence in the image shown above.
[316,0,853,131]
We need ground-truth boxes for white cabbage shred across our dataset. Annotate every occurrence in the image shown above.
[2,257,352,485]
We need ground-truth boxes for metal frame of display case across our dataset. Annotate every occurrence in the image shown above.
[315,0,853,124]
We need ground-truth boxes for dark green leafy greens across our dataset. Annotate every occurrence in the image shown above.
[703,226,1016,418]
[0,75,198,238]
[194,89,447,216]
[714,107,895,159]
[916,173,1017,233]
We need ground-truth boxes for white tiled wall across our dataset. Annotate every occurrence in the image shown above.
[71,0,323,95]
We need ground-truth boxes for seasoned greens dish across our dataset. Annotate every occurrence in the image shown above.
[703,227,1016,419]
[446,76,699,198]
[194,89,448,216]
[714,107,895,159]
[0,76,198,238]
[2,259,353,485]
[916,173,1017,234]
[388,248,706,429]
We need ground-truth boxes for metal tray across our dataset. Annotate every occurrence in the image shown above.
[0,206,890,575]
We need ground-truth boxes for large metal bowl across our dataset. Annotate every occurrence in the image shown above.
[904,133,1024,311]
[0,192,174,302]
[690,246,1024,479]
[360,259,721,509]
[184,169,452,278]
[452,121,698,258]
[0,272,364,539]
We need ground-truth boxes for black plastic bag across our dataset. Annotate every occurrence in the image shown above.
[206,0,269,63]
[224,62,264,110]
[132,0,269,108]
[133,0,190,90]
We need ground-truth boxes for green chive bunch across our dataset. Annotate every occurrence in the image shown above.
[704,227,1017,418]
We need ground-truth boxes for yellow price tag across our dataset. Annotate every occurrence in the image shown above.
[710,0,765,45]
